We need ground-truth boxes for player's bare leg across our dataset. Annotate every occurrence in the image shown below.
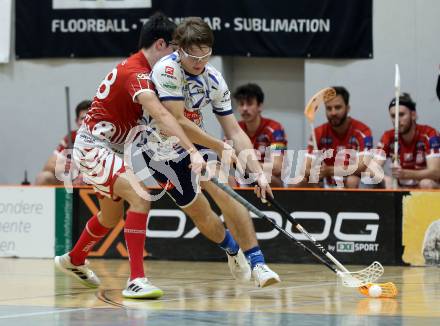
[180,193,225,243]
[98,196,124,228]
[201,180,257,250]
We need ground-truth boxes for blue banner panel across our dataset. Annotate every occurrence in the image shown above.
[16,0,372,59]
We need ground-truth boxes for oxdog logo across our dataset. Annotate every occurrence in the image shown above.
[53,0,152,9]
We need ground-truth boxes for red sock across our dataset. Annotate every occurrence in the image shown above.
[69,215,110,266]
[124,211,148,280]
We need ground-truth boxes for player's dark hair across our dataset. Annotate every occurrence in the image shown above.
[233,83,265,105]
[388,92,416,111]
[331,86,350,105]
[138,12,177,50]
[174,17,214,50]
[75,100,91,119]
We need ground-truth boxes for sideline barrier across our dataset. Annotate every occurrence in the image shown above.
[3,186,437,265]
[0,187,55,258]
[73,187,405,265]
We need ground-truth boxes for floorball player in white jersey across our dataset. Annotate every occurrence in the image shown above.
[145,17,281,287]
[54,13,209,299]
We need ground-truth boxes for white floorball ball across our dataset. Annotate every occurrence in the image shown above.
[368,284,382,298]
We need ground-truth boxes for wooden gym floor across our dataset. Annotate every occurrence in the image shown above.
[0,258,439,325]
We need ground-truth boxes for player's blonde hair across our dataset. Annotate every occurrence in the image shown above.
[174,17,214,50]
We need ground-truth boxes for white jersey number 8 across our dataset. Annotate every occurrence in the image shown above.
[96,68,117,100]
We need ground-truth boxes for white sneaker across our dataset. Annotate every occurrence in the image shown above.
[252,264,281,288]
[54,253,101,288]
[227,249,251,282]
[122,277,163,299]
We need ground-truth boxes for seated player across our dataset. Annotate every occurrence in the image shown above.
[232,83,287,187]
[35,100,91,185]
[302,86,373,188]
[375,93,440,189]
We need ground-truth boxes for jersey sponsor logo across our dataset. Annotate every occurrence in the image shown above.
[161,81,178,90]
[257,134,269,143]
[320,137,332,146]
[416,141,426,151]
[430,136,440,150]
[273,129,285,141]
[136,73,150,80]
[403,153,413,162]
[364,136,373,149]
[349,136,360,148]
[416,152,425,164]
[184,109,203,126]
[165,66,175,76]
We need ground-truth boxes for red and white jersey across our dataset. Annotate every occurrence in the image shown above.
[54,130,77,155]
[307,118,373,166]
[83,51,155,144]
[377,124,440,170]
[239,117,287,162]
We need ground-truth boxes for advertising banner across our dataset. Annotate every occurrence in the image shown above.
[402,192,440,266]
[0,187,55,258]
[74,188,400,265]
[16,0,372,59]
[0,0,12,63]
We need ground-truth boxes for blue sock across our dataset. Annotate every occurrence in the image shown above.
[244,246,265,269]
[218,230,239,255]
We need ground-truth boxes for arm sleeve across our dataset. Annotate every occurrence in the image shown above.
[426,128,440,158]
[269,124,288,151]
[358,127,373,157]
[150,59,184,101]
[125,71,156,103]
[210,72,233,116]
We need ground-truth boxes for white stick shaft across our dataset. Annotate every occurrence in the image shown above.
[65,86,72,149]
[310,122,318,150]
[392,65,400,189]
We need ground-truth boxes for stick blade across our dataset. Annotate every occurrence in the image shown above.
[304,87,336,123]
[339,261,384,287]
[358,282,398,298]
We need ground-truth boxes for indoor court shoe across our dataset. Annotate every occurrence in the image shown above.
[227,249,252,282]
[54,253,101,288]
[122,277,164,299]
[252,264,281,288]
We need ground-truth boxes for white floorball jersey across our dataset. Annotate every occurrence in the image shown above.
[151,51,233,131]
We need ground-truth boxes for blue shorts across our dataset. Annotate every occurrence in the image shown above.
[141,146,216,207]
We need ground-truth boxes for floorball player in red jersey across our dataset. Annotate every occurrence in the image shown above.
[376,93,440,189]
[54,13,212,299]
[303,86,373,188]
